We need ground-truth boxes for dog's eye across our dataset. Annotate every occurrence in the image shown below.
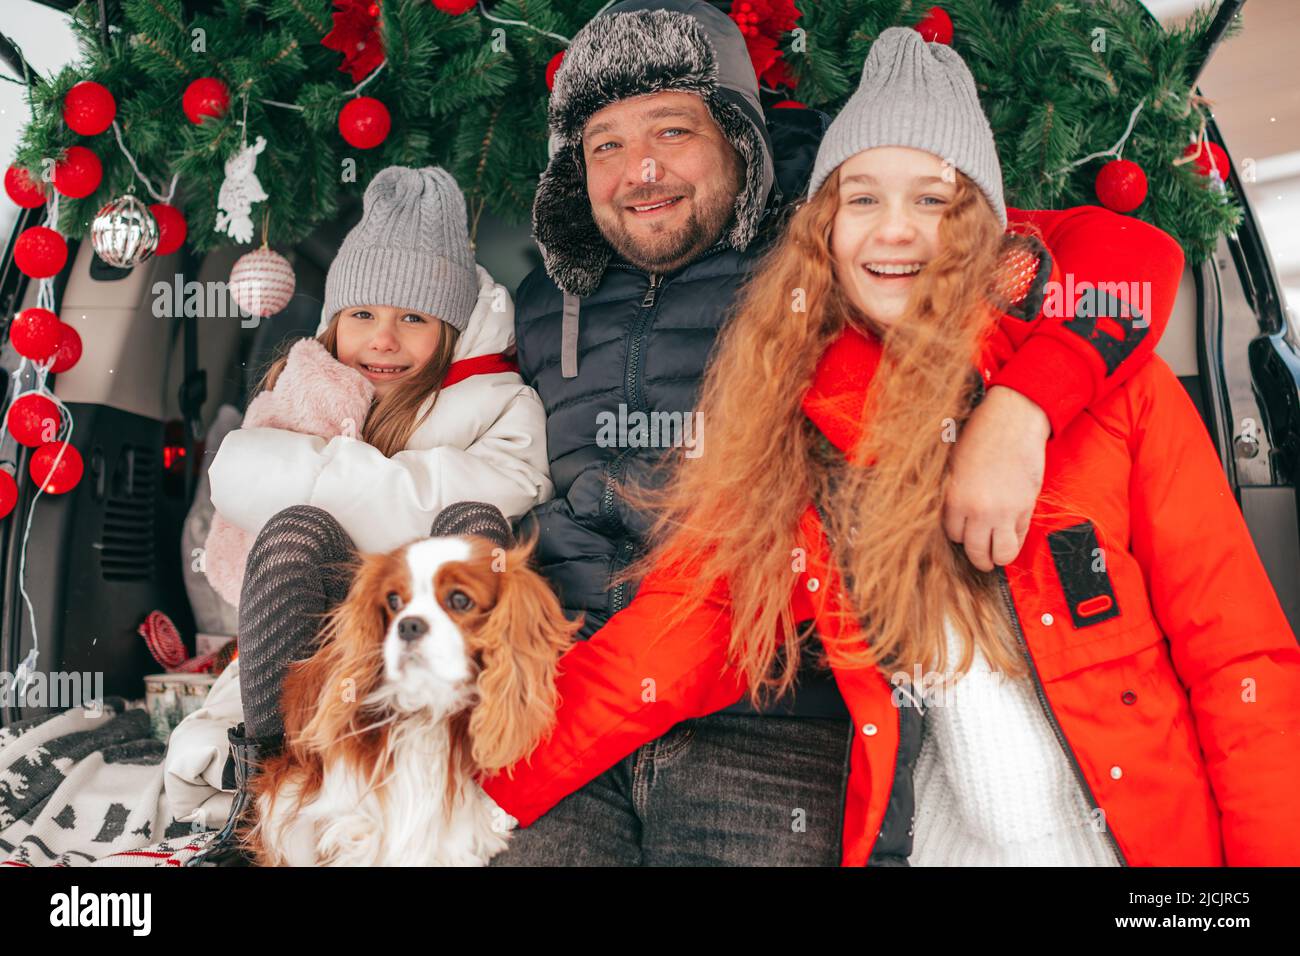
[386,591,404,612]
[446,590,474,612]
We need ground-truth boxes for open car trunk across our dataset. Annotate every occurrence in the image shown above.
[1,2,1297,730]
[0,186,542,725]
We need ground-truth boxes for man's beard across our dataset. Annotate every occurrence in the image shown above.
[593,183,737,275]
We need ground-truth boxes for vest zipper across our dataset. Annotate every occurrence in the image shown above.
[600,448,636,615]
[995,565,1129,866]
[641,272,660,307]
[601,245,725,615]
[608,537,638,615]
[602,273,661,614]
[601,447,630,523]
[625,272,660,411]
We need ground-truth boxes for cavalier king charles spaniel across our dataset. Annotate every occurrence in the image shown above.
[241,533,579,866]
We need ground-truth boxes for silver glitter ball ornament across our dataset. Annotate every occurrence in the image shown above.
[90,193,159,268]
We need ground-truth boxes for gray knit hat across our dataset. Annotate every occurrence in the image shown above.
[808,27,1006,227]
[318,165,478,335]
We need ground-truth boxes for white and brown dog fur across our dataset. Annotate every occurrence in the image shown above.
[242,534,579,866]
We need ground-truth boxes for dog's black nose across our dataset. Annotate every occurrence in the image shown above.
[397,616,429,642]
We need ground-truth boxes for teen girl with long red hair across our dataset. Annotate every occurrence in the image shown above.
[482,28,1300,865]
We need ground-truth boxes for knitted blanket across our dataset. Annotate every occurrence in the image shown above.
[0,697,220,867]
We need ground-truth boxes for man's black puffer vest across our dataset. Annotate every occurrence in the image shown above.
[514,105,849,721]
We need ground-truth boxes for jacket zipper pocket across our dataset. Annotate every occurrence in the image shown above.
[996,565,1129,866]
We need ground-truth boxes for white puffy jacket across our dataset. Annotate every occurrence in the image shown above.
[163,263,552,825]
[206,263,552,553]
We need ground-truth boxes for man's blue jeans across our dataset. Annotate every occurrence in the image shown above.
[489,713,854,866]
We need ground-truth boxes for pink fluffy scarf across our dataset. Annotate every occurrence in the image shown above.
[203,338,375,608]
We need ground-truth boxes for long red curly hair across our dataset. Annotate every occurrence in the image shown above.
[623,166,1046,707]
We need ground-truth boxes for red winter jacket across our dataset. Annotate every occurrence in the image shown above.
[482,206,1300,865]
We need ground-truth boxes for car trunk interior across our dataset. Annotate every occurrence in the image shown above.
[0,199,541,725]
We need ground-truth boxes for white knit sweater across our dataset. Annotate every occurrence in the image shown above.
[906,618,1120,866]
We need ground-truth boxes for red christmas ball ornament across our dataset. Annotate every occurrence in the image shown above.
[51,323,83,374]
[772,99,807,109]
[1095,158,1148,213]
[4,164,47,208]
[13,227,68,279]
[6,393,61,447]
[9,307,62,361]
[1182,141,1230,180]
[30,442,83,495]
[63,81,117,136]
[432,0,478,14]
[915,6,954,45]
[149,202,188,255]
[545,51,564,92]
[339,96,391,149]
[183,77,231,125]
[53,145,103,199]
[0,468,16,520]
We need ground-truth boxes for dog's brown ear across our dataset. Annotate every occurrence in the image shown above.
[281,553,387,756]
[469,541,581,775]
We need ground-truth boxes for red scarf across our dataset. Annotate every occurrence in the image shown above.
[800,327,884,455]
[440,351,519,388]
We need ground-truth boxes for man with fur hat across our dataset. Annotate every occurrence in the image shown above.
[495,0,1182,865]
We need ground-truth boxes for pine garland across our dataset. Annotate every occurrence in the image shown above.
[10,0,1240,262]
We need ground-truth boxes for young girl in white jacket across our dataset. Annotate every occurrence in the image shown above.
[163,166,552,858]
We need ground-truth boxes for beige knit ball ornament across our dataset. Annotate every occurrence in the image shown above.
[229,246,295,318]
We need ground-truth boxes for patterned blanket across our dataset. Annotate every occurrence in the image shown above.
[0,697,220,867]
